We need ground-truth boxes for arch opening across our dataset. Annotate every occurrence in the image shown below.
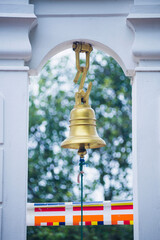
[28,48,133,238]
[29,39,134,77]
[28,48,132,201]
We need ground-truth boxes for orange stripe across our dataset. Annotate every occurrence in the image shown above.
[35,216,65,226]
[73,215,103,225]
[111,214,133,225]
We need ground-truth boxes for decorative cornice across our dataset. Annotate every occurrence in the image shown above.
[0,66,29,72]
[135,67,160,72]
[127,5,160,62]
[0,4,37,61]
[32,0,132,16]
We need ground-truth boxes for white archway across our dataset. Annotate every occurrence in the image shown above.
[0,0,160,239]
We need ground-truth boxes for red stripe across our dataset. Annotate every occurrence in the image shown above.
[35,207,65,212]
[47,222,53,226]
[111,205,133,210]
[85,221,91,225]
[124,220,130,225]
[73,206,103,211]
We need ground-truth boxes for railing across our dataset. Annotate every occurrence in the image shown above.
[27,200,133,226]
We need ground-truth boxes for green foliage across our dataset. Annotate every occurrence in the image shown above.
[28,51,133,239]
[28,225,133,240]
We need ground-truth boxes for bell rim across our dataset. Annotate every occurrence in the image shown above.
[61,136,106,149]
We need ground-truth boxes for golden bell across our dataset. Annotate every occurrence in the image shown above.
[61,104,106,149]
[61,42,106,150]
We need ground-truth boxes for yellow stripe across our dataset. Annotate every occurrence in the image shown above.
[91,221,98,225]
[53,222,59,226]
[130,220,134,225]
[111,202,133,206]
[74,204,104,207]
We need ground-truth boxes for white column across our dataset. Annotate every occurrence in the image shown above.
[0,3,36,240]
[0,63,29,240]
[132,62,160,240]
[127,4,160,238]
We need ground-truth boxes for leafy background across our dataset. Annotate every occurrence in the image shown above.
[27,50,133,239]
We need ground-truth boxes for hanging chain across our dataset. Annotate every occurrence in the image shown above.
[73,42,93,106]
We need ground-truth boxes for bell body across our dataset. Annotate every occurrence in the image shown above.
[61,104,106,149]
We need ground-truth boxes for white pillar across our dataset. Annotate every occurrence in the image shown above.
[132,62,160,240]
[0,3,36,240]
[127,4,160,238]
[0,63,29,240]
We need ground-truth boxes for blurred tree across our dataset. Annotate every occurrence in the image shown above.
[27,50,133,239]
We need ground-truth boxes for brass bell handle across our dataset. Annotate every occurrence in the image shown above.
[73,42,93,105]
